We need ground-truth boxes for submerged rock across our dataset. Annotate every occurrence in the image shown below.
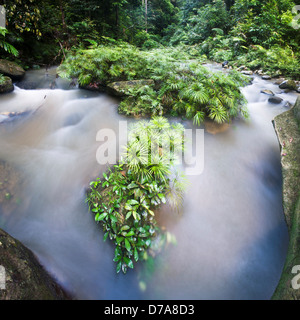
[107,79,155,97]
[0,76,14,94]
[0,60,25,81]
[261,89,274,96]
[268,96,283,104]
[0,228,69,300]
[0,110,32,124]
[204,120,231,135]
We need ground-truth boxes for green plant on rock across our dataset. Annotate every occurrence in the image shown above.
[86,116,186,274]
[60,45,248,125]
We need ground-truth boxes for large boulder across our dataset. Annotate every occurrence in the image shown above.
[0,60,25,81]
[0,76,14,94]
[268,96,283,104]
[279,80,297,91]
[0,228,69,300]
[272,96,300,300]
[107,79,155,97]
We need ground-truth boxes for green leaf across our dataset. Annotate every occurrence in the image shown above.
[116,261,122,273]
[121,225,130,231]
[97,212,108,221]
[128,199,139,205]
[127,182,138,189]
[134,247,139,262]
[124,238,131,252]
[125,204,132,211]
[147,209,155,216]
[125,230,135,237]
[110,214,118,223]
[125,211,132,220]
[123,257,134,269]
[103,232,109,242]
[116,236,124,245]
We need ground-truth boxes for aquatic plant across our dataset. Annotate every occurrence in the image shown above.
[86,116,186,274]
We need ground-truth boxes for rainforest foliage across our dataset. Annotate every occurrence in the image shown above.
[86,117,186,273]
[58,44,249,124]
[1,0,299,274]
[0,0,299,76]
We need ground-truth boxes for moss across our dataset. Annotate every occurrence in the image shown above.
[0,229,70,300]
[272,96,300,300]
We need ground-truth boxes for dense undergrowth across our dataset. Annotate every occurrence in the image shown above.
[86,117,186,273]
[59,44,249,125]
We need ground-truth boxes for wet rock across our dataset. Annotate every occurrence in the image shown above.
[279,80,297,91]
[237,65,246,71]
[262,75,271,80]
[274,78,286,85]
[0,60,25,81]
[0,76,14,94]
[284,101,293,109]
[0,228,69,300]
[268,96,283,104]
[0,110,31,124]
[272,96,300,300]
[16,81,38,90]
[261,89,274,96]
[222,61,229,68]
[79,81,106,92]
[107,79,155,97]
[241,70,253,76]
[296,86,300,93]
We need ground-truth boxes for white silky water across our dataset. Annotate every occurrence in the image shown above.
[0,67,298,299]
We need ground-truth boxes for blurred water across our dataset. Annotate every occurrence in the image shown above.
[0,68,297,300]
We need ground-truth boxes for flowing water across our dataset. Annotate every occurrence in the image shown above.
[0,66,298,300]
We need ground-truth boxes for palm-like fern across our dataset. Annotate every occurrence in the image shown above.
[59,45,248,125]
[0,27,18,57]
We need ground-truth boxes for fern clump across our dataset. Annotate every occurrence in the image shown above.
[59,44,248,125]
[86,117,186,274]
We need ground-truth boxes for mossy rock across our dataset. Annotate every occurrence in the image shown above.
[0,228,69,300]
[107,79,155,97]
[0,76,14,94]
[272,96,300,300]
[0,60,25,81]
[279,80,297,91]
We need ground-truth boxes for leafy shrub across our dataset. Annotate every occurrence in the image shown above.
[59,45,248,124]
[86,117,186,274]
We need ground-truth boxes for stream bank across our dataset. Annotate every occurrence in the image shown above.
[272,96,300,300]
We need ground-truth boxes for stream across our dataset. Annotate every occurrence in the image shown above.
[0,65,298,300]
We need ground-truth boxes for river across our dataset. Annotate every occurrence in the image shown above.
[0,66,298,300]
